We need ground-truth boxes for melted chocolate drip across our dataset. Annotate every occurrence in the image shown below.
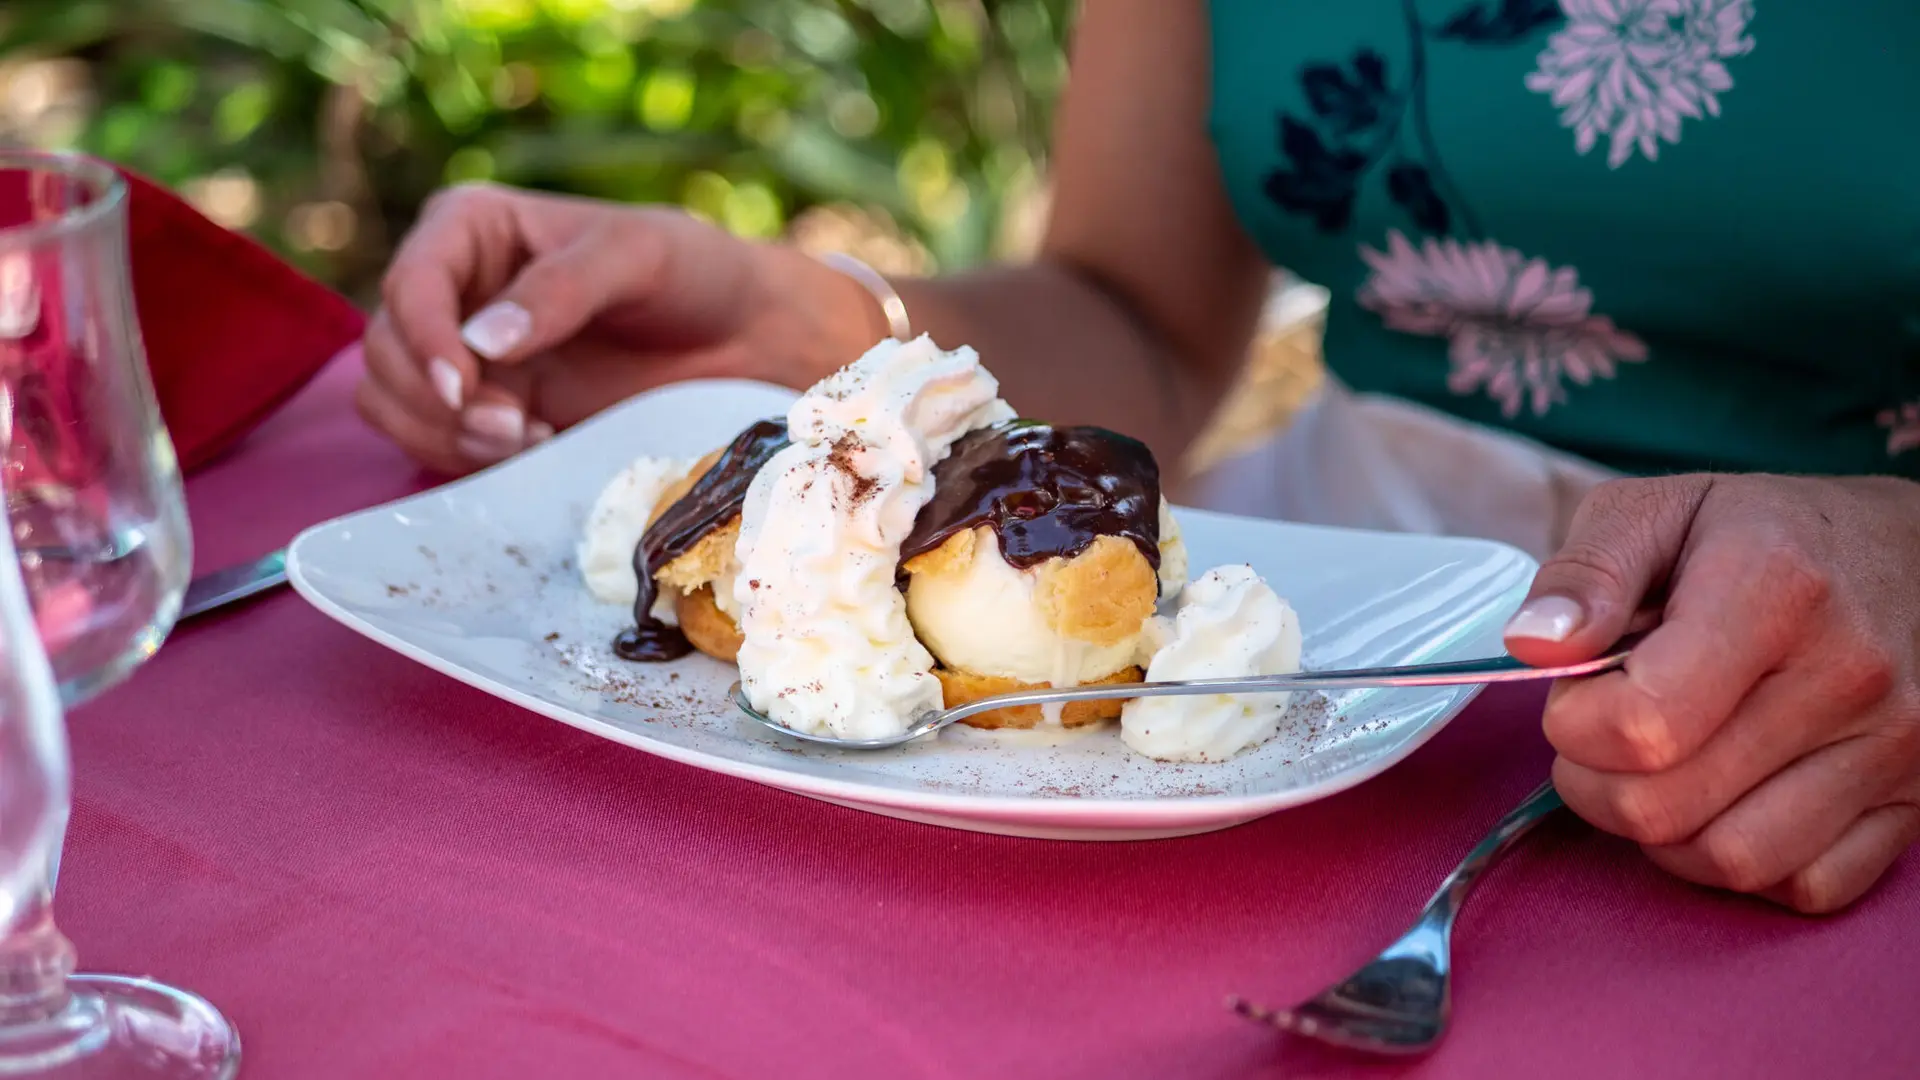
[901,422,1160,577]
[613,418,789,662]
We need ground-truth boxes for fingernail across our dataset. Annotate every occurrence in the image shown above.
[1505,595,1584,642]
[463,403,525,443]
[527,420,555,443]
[427,357,464,410]
[456,434,516,464]
[460,301,531,360]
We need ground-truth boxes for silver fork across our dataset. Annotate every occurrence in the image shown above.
[1230,779,1566,1055]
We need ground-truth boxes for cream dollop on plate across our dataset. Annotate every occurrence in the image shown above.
[1122,564,1303,762]
[577,454,698,613]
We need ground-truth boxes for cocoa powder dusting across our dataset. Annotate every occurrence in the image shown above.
[826,431,880,508]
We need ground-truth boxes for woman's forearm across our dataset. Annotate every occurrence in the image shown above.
[890,261,1235,464]
[792,246,1245,466]
[787,0,1271,469]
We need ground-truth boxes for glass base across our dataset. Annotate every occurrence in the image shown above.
[0,975,239,1078]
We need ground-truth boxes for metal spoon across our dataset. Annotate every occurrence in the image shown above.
[729,645,1630,749]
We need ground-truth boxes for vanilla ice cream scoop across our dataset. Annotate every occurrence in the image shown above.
[578,454,698,609]
[905,527,1148,687]
[1121,564,1303,762]
[897,418,1172,685]
[732,335,1014,740]
[1157,499,1188,601]
[903,495,1184,689]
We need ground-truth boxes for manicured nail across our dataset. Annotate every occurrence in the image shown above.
[460,301,531,360]
[1505,596,1585,642]
[427,357,464,410]
[456,434,515,463]
[527,420,555,443]
[463,403,525,443]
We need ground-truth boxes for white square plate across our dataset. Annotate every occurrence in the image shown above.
[288,380,1536,840]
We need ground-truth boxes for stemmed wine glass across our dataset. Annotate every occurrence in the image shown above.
[0,151,191,705]
[0,151,237,1075]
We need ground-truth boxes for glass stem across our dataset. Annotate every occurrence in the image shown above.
[0,885,74,1025]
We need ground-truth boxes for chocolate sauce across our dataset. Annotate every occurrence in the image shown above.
[901,421,1160,576]
[613,418,789,662]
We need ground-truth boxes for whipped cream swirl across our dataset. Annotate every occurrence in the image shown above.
[733,335,1014,739]
[1122,564,1303,762]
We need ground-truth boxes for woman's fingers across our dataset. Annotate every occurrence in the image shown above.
[354,375,467,476]
[1551,597,1903,841]
[361,309,457,425]
[380,184,535,410]
[365,183,782,466]
[1516,474,1920,911]
[1632,730,1912,894]
[1537,501,1822,775]
[458,214,674,365]
[369,182,606,466]
[1550,670,1821,847]
[456,381,548,465]
[356,371,549,473]
[359,308,464,473]
[1504,475,1710,666]
[1760,802,1920,914]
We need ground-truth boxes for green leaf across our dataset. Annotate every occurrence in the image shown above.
[0,0,119,55]
[636,67,697,131]
[215,82,274,143]
[141,63,199,113]
[27,0,1075,297]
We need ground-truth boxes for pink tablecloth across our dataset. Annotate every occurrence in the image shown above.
[59,357,1920,1079]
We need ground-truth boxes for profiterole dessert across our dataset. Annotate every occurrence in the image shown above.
[609,418,788,664]
[900,421,1185,729]
[577,335,1305,760]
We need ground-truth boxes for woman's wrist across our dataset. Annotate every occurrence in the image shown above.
[756,241,901,386]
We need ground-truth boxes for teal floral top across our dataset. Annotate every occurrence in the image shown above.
[1207,1,1920,478]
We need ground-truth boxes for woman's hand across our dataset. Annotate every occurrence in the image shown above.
[358,183,881,475]
[1505,474,1920,913]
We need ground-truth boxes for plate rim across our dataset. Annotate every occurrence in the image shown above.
[288,511,1530,827]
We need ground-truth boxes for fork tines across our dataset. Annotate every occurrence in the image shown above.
[1227,996,1301,1032]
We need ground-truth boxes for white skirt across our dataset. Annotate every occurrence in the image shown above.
[1180,378,1618,564]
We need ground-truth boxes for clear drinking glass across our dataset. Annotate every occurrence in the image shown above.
[0,450,237,1076]
[0,150,191,706]
[0,153,237,1075]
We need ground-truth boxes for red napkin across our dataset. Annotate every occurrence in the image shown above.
[0,163,366,476]
[122,169,366,472]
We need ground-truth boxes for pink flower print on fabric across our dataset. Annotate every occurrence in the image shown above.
[1881,401,1920,457]
[1357,230,1649,418]
[1526,0,1755,168]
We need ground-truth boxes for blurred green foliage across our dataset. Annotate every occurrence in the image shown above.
[0,0,1073,303]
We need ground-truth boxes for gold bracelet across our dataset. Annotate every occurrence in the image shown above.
[818,252,911,342]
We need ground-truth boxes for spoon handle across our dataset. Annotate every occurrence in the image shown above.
[938,649,1629,727]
